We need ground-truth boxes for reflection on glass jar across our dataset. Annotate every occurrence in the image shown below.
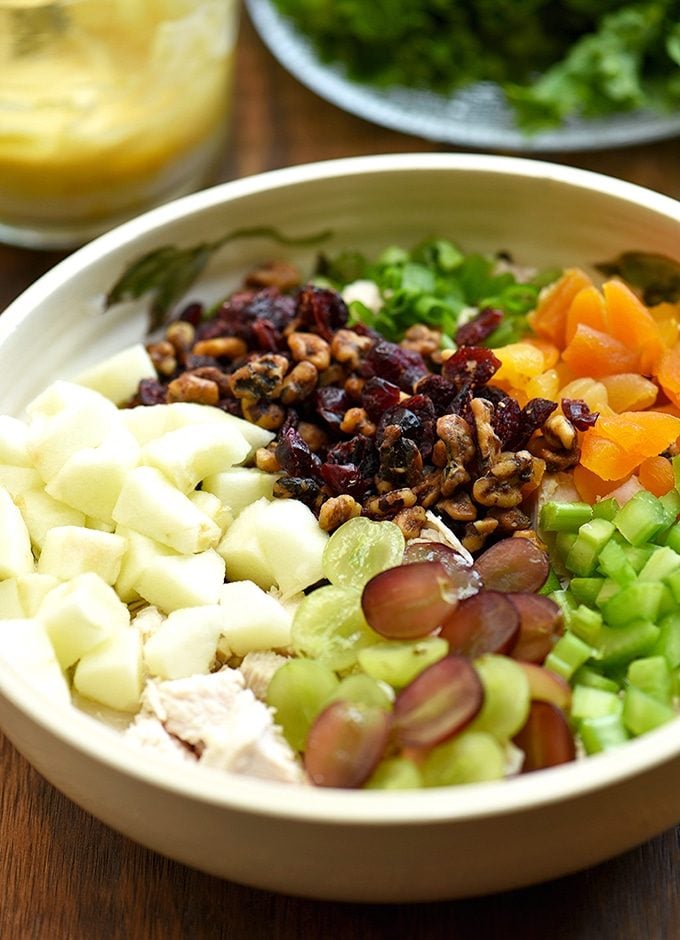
[0,0,237,248]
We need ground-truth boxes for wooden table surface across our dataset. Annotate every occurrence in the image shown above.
[1,11,679,938]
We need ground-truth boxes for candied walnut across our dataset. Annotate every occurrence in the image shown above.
[363,488,417,518]
[330,329,373,370]
[280,361,318,405]
[297,421,328,453]
[318,494,362,532]
[488,507,532,533]
[437,492,477,523]
[344,374,366,402]
[192,336,248,360]
[255,444,281,473]
[244,259,301,292]
[340,407,376,437]
[393,505,428,540]
[166,372,219,406]
[317,363,347,387]
[472,450,537,509]
[461,518,499,554]
[376,425,423,490]
[542,414,577,451]
[287,332,331,371]
[240,398,286,430]
[188,365,232,398]
[273,476,322,509]
[436,413,475,496]
[529,415,580,472]
[400,324,441,358]
[146,340,177,377]
[470,398,502,467]
[411,468,443,509]
[230,354,289,400]
[165,320,195,353]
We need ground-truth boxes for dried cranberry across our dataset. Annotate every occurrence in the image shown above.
[441,347,501,389]
[377,427,423,488]
[474,385,508,407]
[455,307,503,346]
[320,462,370,500]
[326,436,378,479]
[315,386,350,427]
[364,340,429,392]
[361,377,402,422]
[217,397,242,416]
[562,398,599,430]
[447,385,474,425]
[247,288,297,332]
[492,396,522,448]
[506,398,558,449]
[396,394,436,460]
[136,378,167,406]
[251,318,281,352]
[413,374,457,416]
[276,427,322,479]
[177,301,204,327]
[183,354,220,371]
[297,285,349,341]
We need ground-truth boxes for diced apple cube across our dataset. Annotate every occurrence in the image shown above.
[217,498,275,591]
[0,487,35,578]
[0,579,25,618]
[257,498,328,597]
[141,422,250,493]
[112,466,221,553]
[202,467,277,517]
[218,581,292,656]
[143,605,225,679]
[0,415,31,467]
[114,526,173,604]
[17,573,59,617]
[187,489,233,535]
[121,402,274,455]
[0,618,71,705]
[74,343,156,405]
[38,526,127,585]
[73,627,144,712]
[45,428,140,524]
[15,488,86,552]
[26,381,122,481]
[134,548,226,613]
[38,571,130,669]
[0,466,44,499]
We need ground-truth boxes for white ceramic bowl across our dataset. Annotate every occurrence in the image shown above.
[1,154,679,903]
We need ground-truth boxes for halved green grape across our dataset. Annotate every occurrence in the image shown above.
[327,673,394,710]
[468,654,531,741]
[421,730,506,787]
[266,658,339,752]
[365,756,423,790]
[291,584,380,672]
[357,636,448,688]
[322,517,405,590]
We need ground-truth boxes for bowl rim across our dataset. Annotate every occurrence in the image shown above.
[1,152,680,826]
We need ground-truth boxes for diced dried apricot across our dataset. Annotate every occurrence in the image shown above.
[638,455,675,497]
[602,280,667,372]
[562,324,639,378]
[600,373,658,413]
[492,342,545,390]
[565,285,607,344]
[572,463,630,502]
[560,377,610,414]
[594,410,680,452]
[528,268,593,347]
[523,337,560,369]
[656,345,680,408]
[525,368,560,401]
[649,302,680,348]
[579,433,637,481]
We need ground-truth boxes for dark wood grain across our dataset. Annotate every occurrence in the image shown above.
[0,10,679,938]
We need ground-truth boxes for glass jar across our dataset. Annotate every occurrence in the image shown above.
[0,0,237,248]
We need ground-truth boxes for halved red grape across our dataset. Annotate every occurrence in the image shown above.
[402,541,482,600]
[439,590,520,658]
[507,593,563,663]
[513,701,576,772]
[304,700,392,788]
[517,662,572,710]
[393,655,484,749]
[361,561,458,639]
[473,537,549,594]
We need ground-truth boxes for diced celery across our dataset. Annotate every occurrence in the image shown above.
[548,589,578,628]
[622,686,675,736]
[664,523,680,554]
[666,568,680,604]
[579,714,629,754]
[659,488,680,519]
[614,491,673,546]
[637,545,680,582]
[570,604,603,645]
[596,539,637,586]
[538,567,562,596]
[570,577,603,605]
[592,497,618,522]
[571,684,622,721]
[595,579,620,608]
[627,656,672,704]
[555,532,578,560]
[566,519,615,577]
[622,544,655,573]
[672,454,680,491]
[540,501,593,533]
[650,612,680,669]
[597,619,661,669]
[658,584,677,617]
[544,632,595,680]
[572,665,620,694]
[602,581,664,627]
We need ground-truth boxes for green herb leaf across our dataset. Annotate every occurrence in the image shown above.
[596,251,680,305]
[105,225,332,333]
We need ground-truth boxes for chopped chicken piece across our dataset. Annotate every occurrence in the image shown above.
[132,605,165,643]
[124,714,197,764]
[240,650,289,701]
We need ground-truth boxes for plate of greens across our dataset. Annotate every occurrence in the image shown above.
[246,0,680,152]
